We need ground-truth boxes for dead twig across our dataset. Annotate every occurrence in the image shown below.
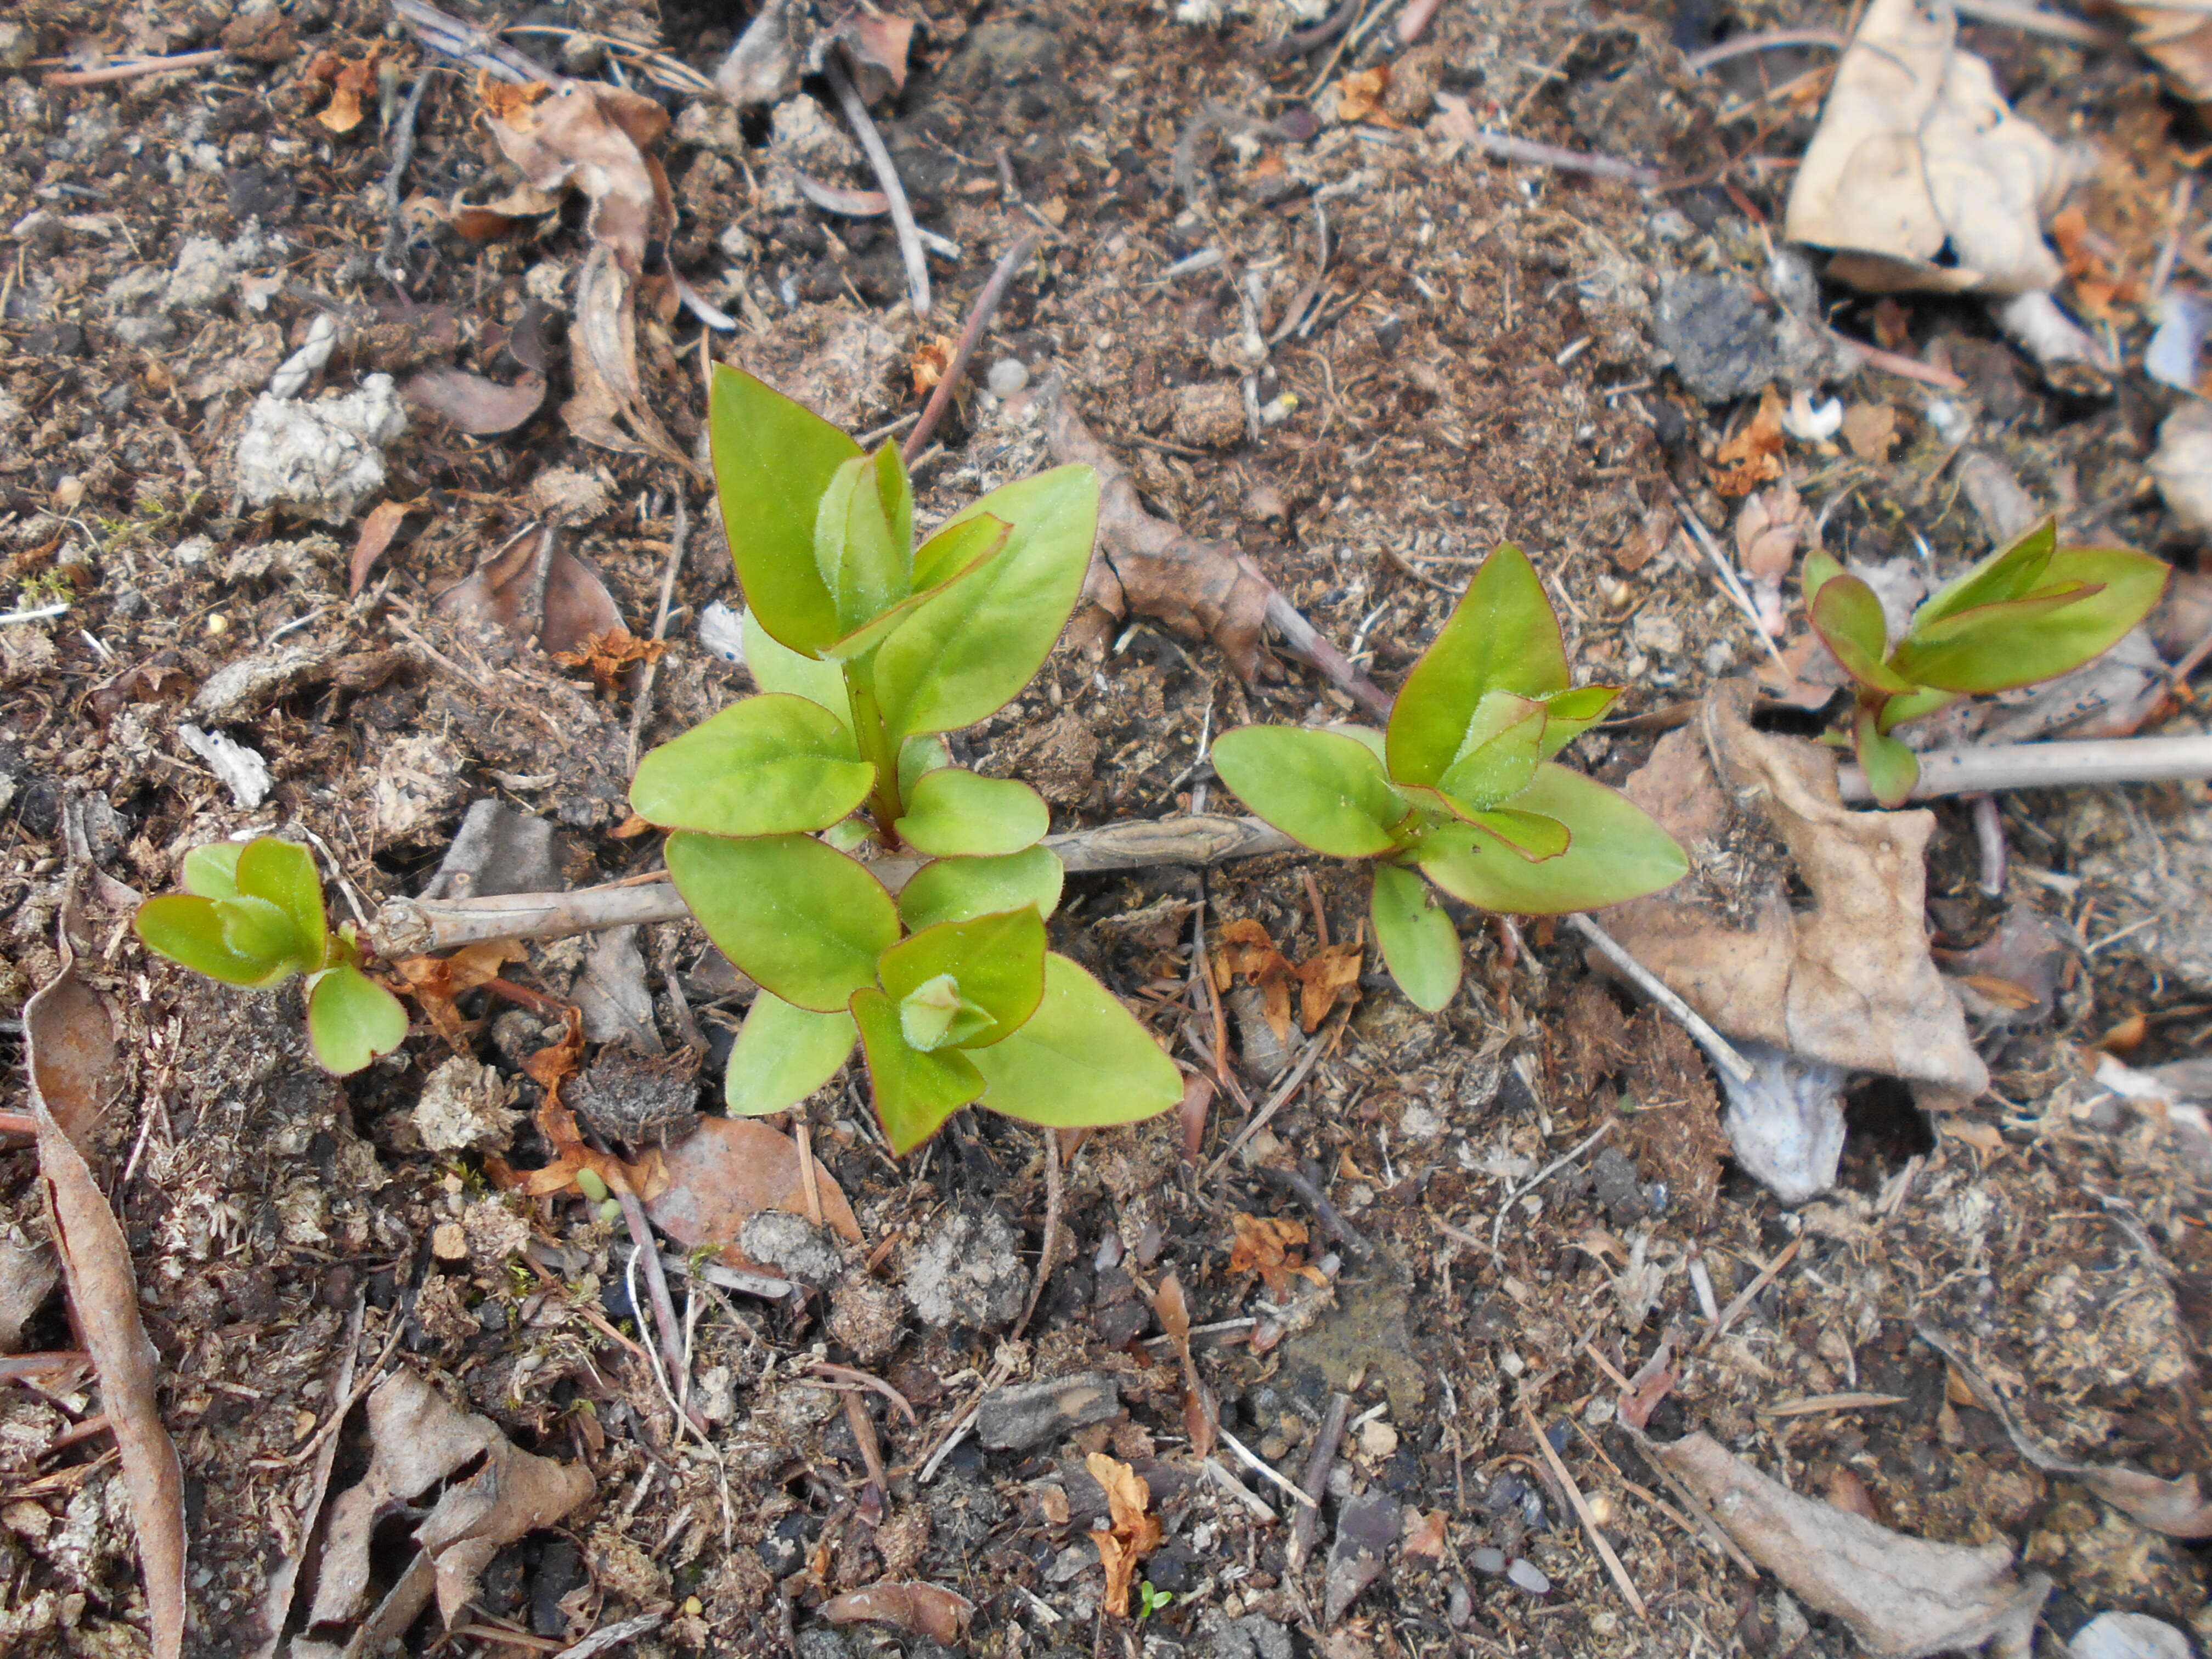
[1201,1008,1348,1183]
[1014,1126,1062,1339]
[904,233,1041,461]
[1836,732,2212,801]
[804,1362,918,1424]
[1460,130,1662,187]
[824,55,930,317]
[1520,1397,1649,1619]
[626,488,690,773]
[1289,1393,1352,1567]
[375,68,435,289]
[46,48,227,87]
[1681,29,1849,71]
[1492,1120,1617,1252]
[1257,1161,1373,1259]
[1566,913,1756,1086]
[597,1142,709,1435]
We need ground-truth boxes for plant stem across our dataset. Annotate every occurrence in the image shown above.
[842,662,905,847]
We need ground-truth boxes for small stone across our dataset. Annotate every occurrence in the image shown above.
[826,1272,905,1365]
[1169,381,1246,449]
[977,1373,1121,1451]
[462,1199,533,1267]
[1470,1546,1506,1575]
[431,1222,468,1262]
[986,357,1030,398]
[411,1057,523,1154]
[902,1205,1026,1329]
[1357,1418,1398,1458]
[1505,1558,1550,1595]
[737,1210,848,1286]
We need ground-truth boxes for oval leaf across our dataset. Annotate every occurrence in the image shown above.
[218,894,307,967]
[236,838,328,969]
[667,832,897,1012]
[817,516,1008,663]
[1467,806,1571,862]
[180,842,244,900]
[1807,574,1915,695]
[632,693,875,837]
[135,895,295,987]
[872,465,1101,742]
[1892,547,2170,692]
[305,961,409,1075]
[711,365,860,656]
[877,906,1047,1048]
[1370,863,1462,1013]
[894,769,1049,857]
[1386,544,1571,787]
[1436,691,1548,810]
[969,954,1182,1131]
[898,733,953,802]
[1855,704,1922,807]
[912,511,1010,594]
[742,606,852,733]
[1539,684,1621,760]
[1211,725,1409,857]
[898,848,1064,931]
[1913,516,2056,629]
[853,986,985,1155]
[815,452,910,636]
[725,993,856,1116]
[1415,764,1687,913]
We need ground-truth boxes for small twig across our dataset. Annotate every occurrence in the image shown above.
[598,1147,708,1434]
[46,48,227,86]
[659,1252,795,1301]
[1830,333,1970,390]
[804,1361,918,1423]
[1395,0,1445,43]
[1459,130,1662,187]
[1681,29,1848,71]
[1264,591,1395,722]
[1216,1426,1320,1507]
[0,1111,38,1138]
[1949,0,2125,48]
[1265,0,1362,58]
[842,1390,888,1509]
[1014,1126,1062,1339]
[1969,793,2008,896]
[1492,1119,1617,1252]
[1289,1393,1351,1568]
[1836,732,2212,802]
[1709,1235,1802,1340]
[824,55,929,317]
[626,489,689,773]
[793,1122,825,1229]
[1667,488,1795,680]
[1257,1161,1373,1259]
[376,69,435,287]
[1566,913,1756,1087]
[904,233,1041,462]
[1203,1457,1282,1523]
[1520,1397,1649,1619]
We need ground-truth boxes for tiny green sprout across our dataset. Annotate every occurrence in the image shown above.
[1211,544,1688,1015]
[629,369,1182,1154]
[133,837,408,1075]
[1137,1582,1175,1620]
[1802,518,2170,806]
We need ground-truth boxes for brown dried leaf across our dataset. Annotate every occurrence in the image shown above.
[1335,66,1395,126]
[563,245,691,467]
[391,940,524,1046]
[1296,940,1364,1031]
[1655,1432,2049,1659]
[1712,388,1785,495]
[1616,1333,1678,1431]
[1228,1212,1325,1300]
[842,13,917,97]
[86,652,198,725]
[26,966,185,1659]
[1150,1271,1216,1458]
[644,1116,862,1272]
[433,526,624,657]
[476,75,669,269]
[401,366,548,436]
[823,1582,975,1643]
[1087,1453,1165,1616]
[1602,680,1989,1098]
[349,498,413,597]
[1401,1509,1449,1560]
[911,335,955,397]
[1841,402,1899,462]
[552,625,666,689]
[310,50,380,134]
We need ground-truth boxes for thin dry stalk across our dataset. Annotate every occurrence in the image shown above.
[47,48,226,86]
[627,489,690,772]
[824,55,929,316]
[1289,1393,1352,1567]
[1014,1126,1062,1339]
[1521,1396,1649,1618]
[905,234,1041,461]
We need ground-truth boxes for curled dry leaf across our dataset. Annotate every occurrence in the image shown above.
[1735,482,1806,636]
[821,1582,975,1644]
[1616,1333,1678,1431]
[1602,679,1988,1103]
[400,365,549,436]
[1785,0,2077,296]
[2121,1,2212,112]
[1713,387,1786,496]
[1216,918,1363,1042]
[26,965,186,1659]
[1150,1271,1217,1458]
[1654,1431,2049,1659]
[391,939,524,1046]
[644,1116,863,1273]
[349,498,415,596]
[839,12,916,99]
[306,48,381,135]
[1335,66,1395,126]
[551,626,666,690]
[1086,1453,1165,1616]
[1228,1212,1327,1300]
[486,1009,668,1200]
[433,525,624,657]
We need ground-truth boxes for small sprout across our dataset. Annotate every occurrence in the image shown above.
[1802,519,2170,805]
[134,837,408,1075]
[1137,1582,1175,1620]
[575,1167,611,1204]
[1211,544,1689,1014]
[630,370,1181,1154]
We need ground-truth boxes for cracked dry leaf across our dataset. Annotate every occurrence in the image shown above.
[2119,1,2212,111]
[552,625,666,689]
[1086,1453,1164,1616]
[1654,1432,2049,1659]
[485,1009,669,1201]
[1785,0,2079,296]
[391,939,524,1046]
[1229,1212,1327,1299]
[1602,680,1988,1102]
[1217,918,1363,1041]
[433,524,624,658]
[823,1582,975,1643]
[644,1116,862,1273]
[1713,387,1786,496]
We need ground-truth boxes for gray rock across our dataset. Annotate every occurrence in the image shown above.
[1211,1614,1294,1659]
[232,376,407,521]
[1589,1146,1647,1223]
[1652,272,1840,404]
[739,1210,848,1286]
[977,1372,1121,1451]
[1324,1490,1401,1623]
[793,1629,852,1659]
[902,1205,1025,1329]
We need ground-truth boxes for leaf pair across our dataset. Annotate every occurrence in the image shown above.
[134,838,408,1075]
[1804,520,2170,805]
[669,832,1177,1154]
[1212,545,1688,1015]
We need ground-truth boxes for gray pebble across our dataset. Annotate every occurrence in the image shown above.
[1506,1558,1551,1595]
[986,357,1030,397]
[1470,1547,1506,1575]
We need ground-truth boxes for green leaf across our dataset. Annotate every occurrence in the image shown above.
[814,453,911,636]
[725,993,856,1116]
[897,848,1064,930]
[1801,548,1846,600]
[741,606,852,733]
[136,895,296,986]
[873,441,913,578]
[219,894,306,966]
[1914,517,2055,629]
[1807,575,1915,695]
[1370,863,1462,1013]
[1539,684,1620,761]
[894,768,1049,857]
[969,953,1182,1130]
[180,842,244,900]
[1415,764,1686,913]
[896,972,1001,1051]
[235,838,328,968]
[304,961,409,1075]
[1386,544,1571,787]
[1436,691,1547,810]
[852,986,984,1155]
[667,831,897,1012]
[872,466,1101,742]
[816,516,1008,664]
[898,733,953,801]
[1892,548,2170,692]
[1875,685,1960,733]
[912,511,1010,594]
[710,365,860,656]
[1210,725,1409,857]
[1854,704,1921,806]
[1467,807,1571,861]
[631,693,875,837]
[876,907,1046,1049]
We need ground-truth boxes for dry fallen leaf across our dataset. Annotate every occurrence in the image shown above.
[1087,1453,1165,1616]
[1603,680,1989,1103]
[840,12,916,98]
[644,1116,863,1273]
[433,525,625,658]
[2119,0,2212,110]
[1150,1271,1217,1458]
[552,625,666,689]
[1655,1431,2049,1659]
[391,940,525,1046]
[26,963,187,1659]
[483,1009,668,1201]
[910,335,955,397]
[1785,0,2077,296]
[1712,387,1785,495]
[348,498,415,597]
[401,365,549,437]
[307,49,380,134]
[1841,401,1899,462]
[1335,66,1395,125]
[822,1582,975,1643]
[1217,918,1363,1041]
[1229,1212,1327,1299]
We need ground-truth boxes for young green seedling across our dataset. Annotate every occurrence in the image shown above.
[630,368,1181,1152]
[134,837,409,1074]
[1802,518,2169,806]
[1210,544,1688,1014]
